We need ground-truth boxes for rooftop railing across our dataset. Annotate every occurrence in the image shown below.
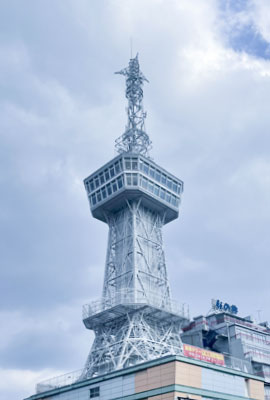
[224,354,252,374]
[36,369,82,394]
[36,352,254,394]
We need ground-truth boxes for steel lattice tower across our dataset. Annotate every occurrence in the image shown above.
[82,54,188,379]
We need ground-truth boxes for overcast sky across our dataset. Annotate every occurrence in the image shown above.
[1,0,270,399]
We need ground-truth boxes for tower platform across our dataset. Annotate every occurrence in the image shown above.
[82,290,189,330]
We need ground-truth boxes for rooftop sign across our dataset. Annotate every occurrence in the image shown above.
[212,299,238,315]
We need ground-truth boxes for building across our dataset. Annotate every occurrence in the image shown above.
[25,56,266,400]
[181,300,270,399]
[29,354,265,400]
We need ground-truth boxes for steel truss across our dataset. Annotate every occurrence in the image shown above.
[102,199,170,305]
[82,308,183,378]
[82,199,184,378]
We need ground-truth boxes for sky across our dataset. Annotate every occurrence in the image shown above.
[1,0,270,399]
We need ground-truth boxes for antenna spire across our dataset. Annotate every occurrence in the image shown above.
[115,54,152,156]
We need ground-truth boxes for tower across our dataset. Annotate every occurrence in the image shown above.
[82,54,187,379]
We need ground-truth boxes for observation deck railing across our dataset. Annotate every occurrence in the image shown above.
[82,289,190,321]
[36,352,254,394]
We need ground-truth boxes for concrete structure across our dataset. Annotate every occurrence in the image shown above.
[181,306,270,399]
[28,355,265,400]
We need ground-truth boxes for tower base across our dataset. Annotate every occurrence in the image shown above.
[81,307,183,379]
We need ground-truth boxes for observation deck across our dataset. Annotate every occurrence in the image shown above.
[82,289,189,330]
[84,153,183,224]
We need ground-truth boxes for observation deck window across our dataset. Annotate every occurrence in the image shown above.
[132,158,138,169]
[142,176,148,189]
[155,170,161,182]
[154,184,160,197]
[106,183,112,196]
[125,159,131,169]
[133,174,138,185]
[88,157,182,210]
[109,165,115,178]
[117,175,123,189]
[94,177,99,189]
[96,190,101,202]
[143,162,149,175]
[160,188,166,200]
[161,174,166,185]
[112,180,117,192]
[104,169,110,181]
[125,173,138,186]
[149,166,155,179]
[101,186,106,200]
[91,193,96,206]
[115,161,120,174]
[99,173,105,185]
[126,173,132,185]
[148,181,154,193]
[90,180,95,191]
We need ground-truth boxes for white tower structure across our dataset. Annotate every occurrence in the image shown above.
[82,54,188,379]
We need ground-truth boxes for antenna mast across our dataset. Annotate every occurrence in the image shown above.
[115,54,152,156]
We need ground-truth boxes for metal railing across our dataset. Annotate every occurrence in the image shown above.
[36,369,83,394]
[82,289,189,321]
[224,354,252,373]
[36,352,254,394]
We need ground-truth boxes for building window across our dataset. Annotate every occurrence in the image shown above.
[104,169,110,181]
[143,162,149,175]
[149,166,155,178]
[112,180,117,192]
[101,186,106,200]
[115,161,121,174]
[109,165,115,178]
[132,158,138,170]
[89,180,95,191]
[155,169,161,182]
[117,175,123,189]
[132,174,138,185]
[94,176,99,189]
[125,158,131,169]
[89,386,100,398]
[91,194,96,206]
[99,172,105,185]
[106,183,112,196]
[96,190,101,202]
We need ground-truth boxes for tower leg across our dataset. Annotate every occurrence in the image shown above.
[82,309,183,378]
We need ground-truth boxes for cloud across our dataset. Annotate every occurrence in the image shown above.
[217,0,270,59]
[0,1,270,399]
[0,368,66,400]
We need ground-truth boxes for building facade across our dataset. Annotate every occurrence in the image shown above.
[29,355,265,400]
[181,306,270,399]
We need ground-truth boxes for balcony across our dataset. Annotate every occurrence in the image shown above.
[82,290,190,329]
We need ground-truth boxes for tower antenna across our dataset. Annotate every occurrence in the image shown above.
[115,54,152,156]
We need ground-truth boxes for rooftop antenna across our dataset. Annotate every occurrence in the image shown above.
[115,53,152,156]
[257,309,262,323]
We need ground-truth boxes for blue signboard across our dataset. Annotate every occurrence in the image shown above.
[212,299,238,315]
